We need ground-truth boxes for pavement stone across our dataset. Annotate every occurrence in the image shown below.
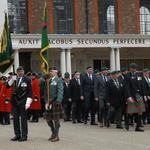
[0,119,150,150]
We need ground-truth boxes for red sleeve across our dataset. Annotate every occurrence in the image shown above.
[6,86,13,100]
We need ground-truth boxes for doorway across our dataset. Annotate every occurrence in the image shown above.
[93,59,101,71]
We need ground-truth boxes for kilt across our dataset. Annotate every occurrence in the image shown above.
[43,101,64,121]
[126,99,146,114]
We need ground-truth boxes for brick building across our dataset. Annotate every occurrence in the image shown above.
[4,0,150,74]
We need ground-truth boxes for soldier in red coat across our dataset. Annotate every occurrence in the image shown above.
[29,72,41,122]
[0,76,12,125]
[0,76,3,124]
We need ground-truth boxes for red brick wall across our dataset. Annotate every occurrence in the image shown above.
[116,0,140,34]
[28,0,140,34]
[88,0,99,33]
[74,0,87,33]
[27,0,54,33]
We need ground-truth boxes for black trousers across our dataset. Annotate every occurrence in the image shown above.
[72,100,83,122]
[63,101,72,120]
[142,101,150,123]
[0,112,10,124]
[31,110,39,122]
[40,98,45,117]
[12,104,28,138]
[98,99,108,125]
[107,105,123,126]
[0,112,3,124]
[84,93,98,123]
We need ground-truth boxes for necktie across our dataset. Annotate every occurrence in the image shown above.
[90,74,92,80]
[66,82,68,87]
[115,79,119,88]
[77,79,80,85]
[146,77,150,87]
[17,77,20,87]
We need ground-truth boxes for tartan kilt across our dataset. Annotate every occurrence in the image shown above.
[43,101,64,121]
[126,99,146,114]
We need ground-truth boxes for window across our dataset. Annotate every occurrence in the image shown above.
[53,0,74,34]
[99,0,116,34]
[107,6,115,34]
[7,0,28,33]
[140,6,150,35]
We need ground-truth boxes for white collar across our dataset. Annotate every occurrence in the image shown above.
[52,76,56,81]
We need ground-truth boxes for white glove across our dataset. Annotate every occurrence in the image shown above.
[45,103,49,110]
[12,75,17,80]
[127,97,134,103]
[45,103,52,110]
[25,97,32,110]
[147,96,150,100]
[144,96,148,101]
[8,76,16,86]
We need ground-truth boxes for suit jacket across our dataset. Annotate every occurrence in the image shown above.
[69,78,82,102]
[142,76,150,97]
[125,72,146,99]
[81,73,95,99]
[11,76,32,106]
[94,75,110,101]
[119,74,128,100]
[62,81,70,104]
[106,79,124,108]
[50,76,63,102]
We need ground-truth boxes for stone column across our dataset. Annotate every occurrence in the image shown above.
[60,49,66,76]
[115,48,121,70]
[66,48,72,76]
[14,49,20,72]
[110,48,116,71]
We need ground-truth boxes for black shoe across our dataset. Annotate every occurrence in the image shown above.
[106,121,110,128]
[125,124,129,131]
[84,121,87,124]
[129,122,134,126]
[116,125,124,129]
[135,127,144,132]
[91,122,98,125]
[143,121,146,125]
[11,136,21,141]
[68,119,72,121]
[147,121,150,124]
[72,121,76,124]
[18,137,27,142]
[77,120,83,123]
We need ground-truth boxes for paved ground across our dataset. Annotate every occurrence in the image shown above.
[0,119,150,150]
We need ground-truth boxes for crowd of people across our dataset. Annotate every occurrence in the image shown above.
[0,63,150,141]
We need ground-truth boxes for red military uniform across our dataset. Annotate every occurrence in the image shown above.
[0,80,2,88]
[29,78,41,110]
[5,84,13,113]
[0,82,7,112]
[0,82,12,113]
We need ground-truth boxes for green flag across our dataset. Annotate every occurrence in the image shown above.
[0,13,13,73]
[40,3,49,74]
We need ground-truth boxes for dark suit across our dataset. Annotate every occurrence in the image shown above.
[62,81,71,121]
[94,75,110,125]
[125,72,146,100]
[106,78,124,126]
[142,76,150,123]
[10,76,32,138]
[119,74,131,126]
[81,73,98,123]
[69,78,83,122]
